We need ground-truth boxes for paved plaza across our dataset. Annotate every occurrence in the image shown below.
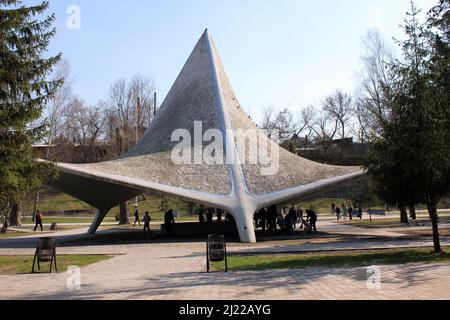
[1,220,449,300]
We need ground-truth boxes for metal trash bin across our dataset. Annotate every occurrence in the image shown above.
[32,237,57,273]
[206,234,227,272]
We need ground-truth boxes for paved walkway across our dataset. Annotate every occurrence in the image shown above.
[1,221,449,300]
[1,241,449,300]
[319,220,409,237]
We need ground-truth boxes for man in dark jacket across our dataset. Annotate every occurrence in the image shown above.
[143,211,151,236]
[164,209,175,235]
[306,209,318,234]
[133,205,141,226]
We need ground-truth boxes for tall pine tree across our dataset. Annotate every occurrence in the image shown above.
[0,0,60,228]
[365,1,450,253]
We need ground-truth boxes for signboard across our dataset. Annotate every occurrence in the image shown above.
[368,210,386,216]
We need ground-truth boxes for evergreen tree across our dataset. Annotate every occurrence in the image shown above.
[365,1,450,253]
[0,1,60,228]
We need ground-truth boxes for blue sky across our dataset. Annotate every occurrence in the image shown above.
[28,0,435,123]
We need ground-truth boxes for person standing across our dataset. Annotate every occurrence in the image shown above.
[342,202,348,220]
[336,207,341,221]
[206,208,213,224]
[133,206,141,226]
[348,206,353,221]
[164,209,175,235]
[198,205,205,224]
[143,211,151,236]
[33,210,43,232]
[288,207,298,230]
[358,206,363,220]
[217,209,223,223]
[258,207,268,233]
[298,209,304,229]
[268,205,277,233]
[331,202,336,216]
[306,209,318,234]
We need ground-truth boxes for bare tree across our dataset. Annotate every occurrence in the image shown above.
[351,99,373,143]
[322,90,353,139]
[356,29,396,140]
[259,106,297,144]
[260,106,277,139]
[129,75,155,130]
[65,99,107,163]
[307,107,340,163]
[294,105,315,140]
[107,75,155,155]
[45,59,74,158]
[107,75,155,224]
[273,108,295,143]
[294,105,316,148]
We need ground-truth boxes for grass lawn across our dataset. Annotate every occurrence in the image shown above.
[344,216,450,228]
[29,192,450,222]
[0,230,32,239]
[38,193,94,213]
[0,255,113,274]
[344,218,405,228]
[24,193,201,223]
[211,247,450,271]
[21,216,117,225]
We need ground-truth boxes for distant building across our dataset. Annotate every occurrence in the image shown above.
[282,136,370,166]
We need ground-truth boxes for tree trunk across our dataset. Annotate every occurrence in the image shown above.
[408,205,417,220]
[428,202,441,254]
[9,202,22,227]
[399,204,409,224]
[119,202,130,225]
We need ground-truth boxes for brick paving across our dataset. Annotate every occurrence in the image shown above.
[1,240,449,300]
[1,221,450,300]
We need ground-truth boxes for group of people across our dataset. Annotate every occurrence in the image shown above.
[197,206,228,224]
[134,207,178,237]
[331,202,363,221]
[31,203,324,238]
[254,205,318,234]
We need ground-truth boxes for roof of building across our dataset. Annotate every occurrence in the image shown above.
[52,30,365,212]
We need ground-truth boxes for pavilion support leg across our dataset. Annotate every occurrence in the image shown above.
[87,208,111,235]
[232,207,256,244]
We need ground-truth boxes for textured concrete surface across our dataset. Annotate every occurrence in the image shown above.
[66,31,360,196]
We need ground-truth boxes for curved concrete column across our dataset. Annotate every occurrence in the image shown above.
[88,208,111,234]
[231,205,256,243]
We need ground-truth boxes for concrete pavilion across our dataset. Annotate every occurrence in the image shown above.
[49,30,365,243]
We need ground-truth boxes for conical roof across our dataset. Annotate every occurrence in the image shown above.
[54,30,364,216]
